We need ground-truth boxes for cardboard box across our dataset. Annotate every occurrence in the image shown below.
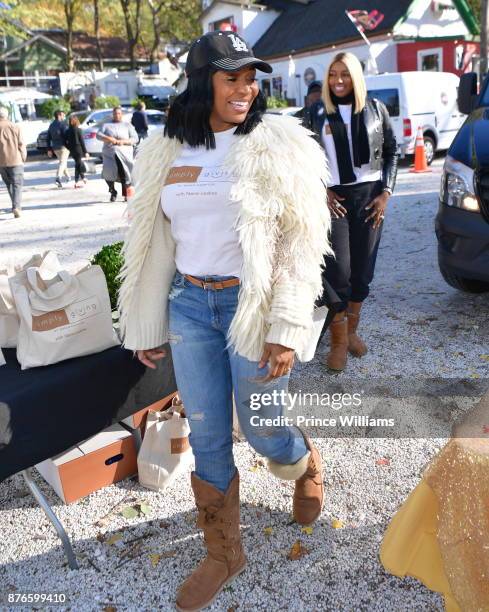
[120,391,178,430]
[35,424,137,504]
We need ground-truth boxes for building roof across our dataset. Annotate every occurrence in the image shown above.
[253,0,414,59]
[35,29,149,62]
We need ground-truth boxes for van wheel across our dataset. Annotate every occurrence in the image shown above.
[439,264,489,293]
[423,136,435,165]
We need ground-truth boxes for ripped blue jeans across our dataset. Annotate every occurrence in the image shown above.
[168,271,308,493]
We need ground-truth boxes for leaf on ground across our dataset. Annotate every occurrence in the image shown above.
[480,354,489,361]
[138,502,151,516]
[301,526,313,535]
[103,607,117,612]
[106,533,123,545]
[159,521,170,529]
[470,373,481,379]
[249,465,259,472]
[375,457,391,466]
[331,518,344,529]
[263,527,273,536]
[149,553,161,567]
[96,533,106,543]
[121,506,139,520]
[287,540,309,560]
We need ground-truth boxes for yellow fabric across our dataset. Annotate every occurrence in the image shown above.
[380,392,489,611]
[380,479,460,611]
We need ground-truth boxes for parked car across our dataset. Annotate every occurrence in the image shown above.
[83,109,166,158]
[365,71,465,165]
[435,72,489,293]
[36,108,130,153]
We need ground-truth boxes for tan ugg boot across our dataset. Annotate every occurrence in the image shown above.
[326,313,348,371]
[176,472,246,612]
[347,301,368,357]
[267,435,324,526]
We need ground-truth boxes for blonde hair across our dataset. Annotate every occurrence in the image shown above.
[322,52,366,114]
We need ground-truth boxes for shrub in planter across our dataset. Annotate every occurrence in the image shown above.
[91,242,124,311]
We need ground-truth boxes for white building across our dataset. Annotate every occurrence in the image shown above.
[199,0,479,105]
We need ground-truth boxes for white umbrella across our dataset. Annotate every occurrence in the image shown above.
[287,55,296,103]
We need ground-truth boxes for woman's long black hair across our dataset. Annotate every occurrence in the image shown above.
[165,65,267,149]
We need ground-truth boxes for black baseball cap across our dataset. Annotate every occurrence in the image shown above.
[186,31,273,77]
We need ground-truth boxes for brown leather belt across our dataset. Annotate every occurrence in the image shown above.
[184,274,240,290]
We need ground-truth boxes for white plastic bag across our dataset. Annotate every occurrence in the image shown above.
[138,397,193,491]
[296,305,329,362]
[10,264,119,369]
[0,348,5,366]
[0,251,61,348]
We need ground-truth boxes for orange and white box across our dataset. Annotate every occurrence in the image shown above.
[35,424,137,504]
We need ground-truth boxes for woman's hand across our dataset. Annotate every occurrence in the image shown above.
[327,188,347,219]
[258,342,295,381]
[136,348,166,369]
[365,191,390,229]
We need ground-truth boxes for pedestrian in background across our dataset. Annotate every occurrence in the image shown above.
[0,106,26,218]
[131,101,149,142]
[294,79,323,120]
[305,52,397,371]
[97,107,138,202]
[64,115,89,188]
[47,110,71,188]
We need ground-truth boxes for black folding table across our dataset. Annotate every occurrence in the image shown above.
[0,345,176,568]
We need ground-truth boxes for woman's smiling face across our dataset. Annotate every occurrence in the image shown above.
[210,67,259,132]
[328,61,354,99]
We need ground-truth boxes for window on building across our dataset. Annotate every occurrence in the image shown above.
[417,48,443,72]
[367,88,400,117]
[272,77,283,98]
[261,79,271,97]
[209,16,236,32]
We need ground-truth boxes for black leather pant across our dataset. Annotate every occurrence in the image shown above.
[323,180,384,312]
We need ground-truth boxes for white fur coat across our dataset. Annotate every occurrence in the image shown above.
[118,114,331,361]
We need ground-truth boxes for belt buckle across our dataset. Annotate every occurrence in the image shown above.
[202,280,211,290]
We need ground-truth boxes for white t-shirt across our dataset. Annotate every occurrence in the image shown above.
[320,104,381,187]
[161,127,242,277]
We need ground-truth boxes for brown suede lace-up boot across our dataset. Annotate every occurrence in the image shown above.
[326,312,348,371]
[176,471,246,612]
[293,435,324,525]
[347,301,368,357]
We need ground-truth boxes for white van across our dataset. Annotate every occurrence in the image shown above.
[364,71,465,165]
[0,88,51,148]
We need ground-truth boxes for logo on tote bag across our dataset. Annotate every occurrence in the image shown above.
[171,437,190,454]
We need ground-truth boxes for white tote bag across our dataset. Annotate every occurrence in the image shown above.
[10,264,119,369]
[138,400,193,491]
[0,251,61,348]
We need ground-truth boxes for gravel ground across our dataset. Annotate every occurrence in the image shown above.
[1,154,488,611]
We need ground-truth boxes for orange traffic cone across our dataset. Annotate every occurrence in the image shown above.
[410,126,431,173]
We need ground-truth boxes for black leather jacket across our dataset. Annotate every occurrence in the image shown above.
[303,97,398,193]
